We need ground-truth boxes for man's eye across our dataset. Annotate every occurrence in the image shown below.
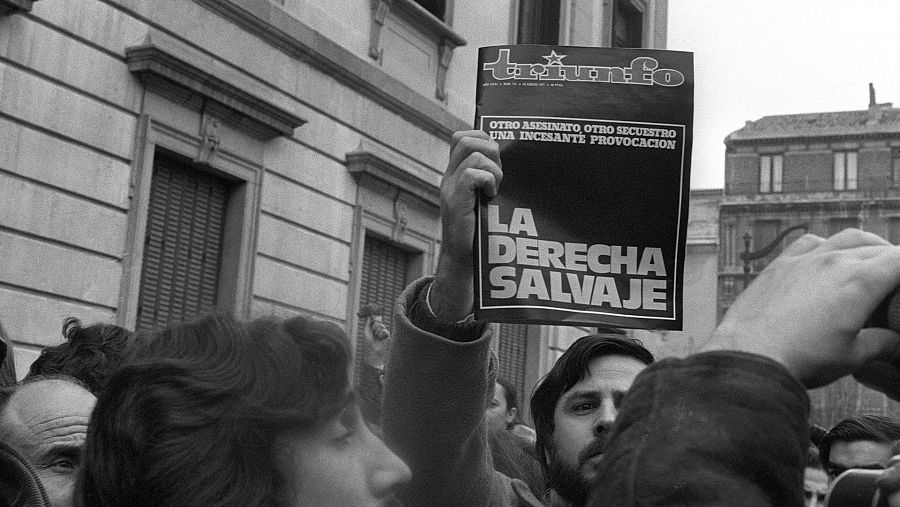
[49,458,77,472]
[572,402,595,412]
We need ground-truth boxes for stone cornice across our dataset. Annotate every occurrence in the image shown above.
[725,131,900,148]
[346,140,441,207]
[0,0,37,16]
[720,196,900,214]
[125,30,306,139]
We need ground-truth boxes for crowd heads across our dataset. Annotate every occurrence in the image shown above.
[27,317,133,395]
[818,414,900,480]
[530,334,653,505]
[76,314,409,506]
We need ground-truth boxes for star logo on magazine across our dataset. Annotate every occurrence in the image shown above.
[543,50,566,66]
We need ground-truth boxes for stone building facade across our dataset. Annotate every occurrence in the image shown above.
[0,0,668,422]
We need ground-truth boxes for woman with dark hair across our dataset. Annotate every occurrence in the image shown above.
[76,314,410,506]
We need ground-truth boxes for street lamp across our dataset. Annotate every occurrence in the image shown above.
[739,224,809,288]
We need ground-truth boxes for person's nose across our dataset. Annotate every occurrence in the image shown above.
[593,397,617,436]
[368,433,412,498]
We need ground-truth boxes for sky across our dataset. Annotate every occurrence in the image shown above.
[666,0,900,189]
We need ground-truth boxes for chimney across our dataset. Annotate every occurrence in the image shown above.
[868,83,892,124]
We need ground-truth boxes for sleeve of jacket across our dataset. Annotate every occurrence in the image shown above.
[588,351,810,507]
[383,277,522,507]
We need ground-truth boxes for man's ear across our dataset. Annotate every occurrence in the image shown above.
[507,406,517,425]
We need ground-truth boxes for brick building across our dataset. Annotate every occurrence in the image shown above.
[719,85,900,427]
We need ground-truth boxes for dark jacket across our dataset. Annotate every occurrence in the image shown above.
[590,351,809,506]
[383,277,543,506]
[384,277,810,506]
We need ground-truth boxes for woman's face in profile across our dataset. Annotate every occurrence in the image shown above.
[275,400,411,506]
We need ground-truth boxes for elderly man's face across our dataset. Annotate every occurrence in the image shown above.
[0,379,96,507]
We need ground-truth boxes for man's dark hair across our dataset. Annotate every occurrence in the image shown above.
[529,334,653,477]
[496,376,519,414]
[818,414,900,466]
[76,313,351,507]
[26,317,132,395]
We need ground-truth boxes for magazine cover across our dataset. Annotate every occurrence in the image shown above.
[474,45,693,330]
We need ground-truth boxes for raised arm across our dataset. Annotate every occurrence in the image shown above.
[382,132,534,506]
[590,229,900,506]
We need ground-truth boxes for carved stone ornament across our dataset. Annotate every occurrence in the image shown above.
[369,0,393,61]
[196,114,221,166]
[392,196,410,241]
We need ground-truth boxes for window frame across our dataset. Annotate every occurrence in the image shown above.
[135,148,234,330]
[367,0,465,101]
[118,114,262,330]
[345,141,440,382]
[516,0,562,44]
[611,0,643,48]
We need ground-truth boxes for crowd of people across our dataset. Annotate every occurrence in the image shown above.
[5,129,900,505]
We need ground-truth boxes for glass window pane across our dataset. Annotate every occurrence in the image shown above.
[834,153,845,191]
[847,152,857,190]
[759,155,771,193]
[772,155,783,192]
[892,158,900,187]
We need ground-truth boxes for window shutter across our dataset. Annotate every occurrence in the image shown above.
[497,323,529,403]
[356,235,410,376]
[137,154,228,331]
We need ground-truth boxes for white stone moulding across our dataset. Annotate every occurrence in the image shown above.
[125,30,306,140]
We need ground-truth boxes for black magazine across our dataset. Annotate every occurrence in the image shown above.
[473,45,693,330]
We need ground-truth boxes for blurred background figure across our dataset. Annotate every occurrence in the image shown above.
[487,376,537,446]
[486,376,520,436]
[803,445,828,507]
[487,377,544,499]
[819,415,900,481]
[357,303,391,431]
[26,318,133,396]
